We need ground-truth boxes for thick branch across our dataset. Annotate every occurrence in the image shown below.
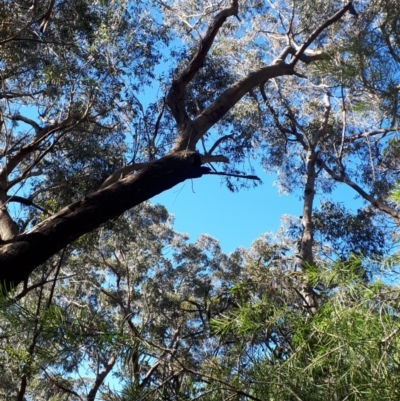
[200,154,229,164]
[4,113,41,130]
[0,151,210,290]
[189,63,294,148]
[171,4,352,151]
[286,46,326,64]
[87,355,116,401]
[167,1,239,127]
[271,45,326,66]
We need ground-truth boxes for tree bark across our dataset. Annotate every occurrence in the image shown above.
[298,147,318,314]
[0,151,209,291]
[87,355,116,401]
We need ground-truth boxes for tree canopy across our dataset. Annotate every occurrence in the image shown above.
[2,0,400,399]
[0,0,382,287]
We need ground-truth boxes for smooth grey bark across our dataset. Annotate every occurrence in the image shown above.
[298,146,318,314]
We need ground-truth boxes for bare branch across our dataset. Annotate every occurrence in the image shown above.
[260,84,292,137]
[320,159,400,221]
[286,46,326,64]
[290,2,355,67]
[4,113,41,131]
[344,127,400,143]
[208,134,234,155]
[200,154,229,164]
[153,98,166,142]
[6,195,50,215]
[87,355,116,401]
[167,0,239,127]
[204,171,261,181]
[189,63,294,149]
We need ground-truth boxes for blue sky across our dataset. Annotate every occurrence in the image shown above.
[153,164,362,253]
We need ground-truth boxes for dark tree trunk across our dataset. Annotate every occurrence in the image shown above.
[0,151,209,291]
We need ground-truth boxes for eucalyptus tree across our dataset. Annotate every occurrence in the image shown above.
[0,202,239,400]
[0,0,365,290]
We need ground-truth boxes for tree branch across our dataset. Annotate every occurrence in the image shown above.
[204,171,261,181]
[344,127,400,143]
[87,355,116,401]
[189,63,294,148]
[208,134,234,155]
[3,114,81,178]
[99,162,152,189]
[0,151,210,291]
[7,195,50,215]
[290,2,355,67]
[168,0,239,134]
[200,154,230,164]
[0,90,43,99]
[42,369,83,401]
[320,159,400,221]
[171,4,352,151]
[38,0,56,33]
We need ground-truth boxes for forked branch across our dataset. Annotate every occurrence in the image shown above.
[290,2,356,67]
[167,0,239,127]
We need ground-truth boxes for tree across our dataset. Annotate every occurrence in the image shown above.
[3,1,400,398]
[3,210,399,400]
[0,203,238,400]
[208,251,400,401]
[0,0,363,290]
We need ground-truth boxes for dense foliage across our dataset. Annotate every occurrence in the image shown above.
[2,0,400,399]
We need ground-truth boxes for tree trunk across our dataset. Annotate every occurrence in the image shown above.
[0,189,19,241]
[0,151,209,291]
[298,147,318,314]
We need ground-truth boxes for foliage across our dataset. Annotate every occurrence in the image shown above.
[2,209,400,400]
[2,0,400,399]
